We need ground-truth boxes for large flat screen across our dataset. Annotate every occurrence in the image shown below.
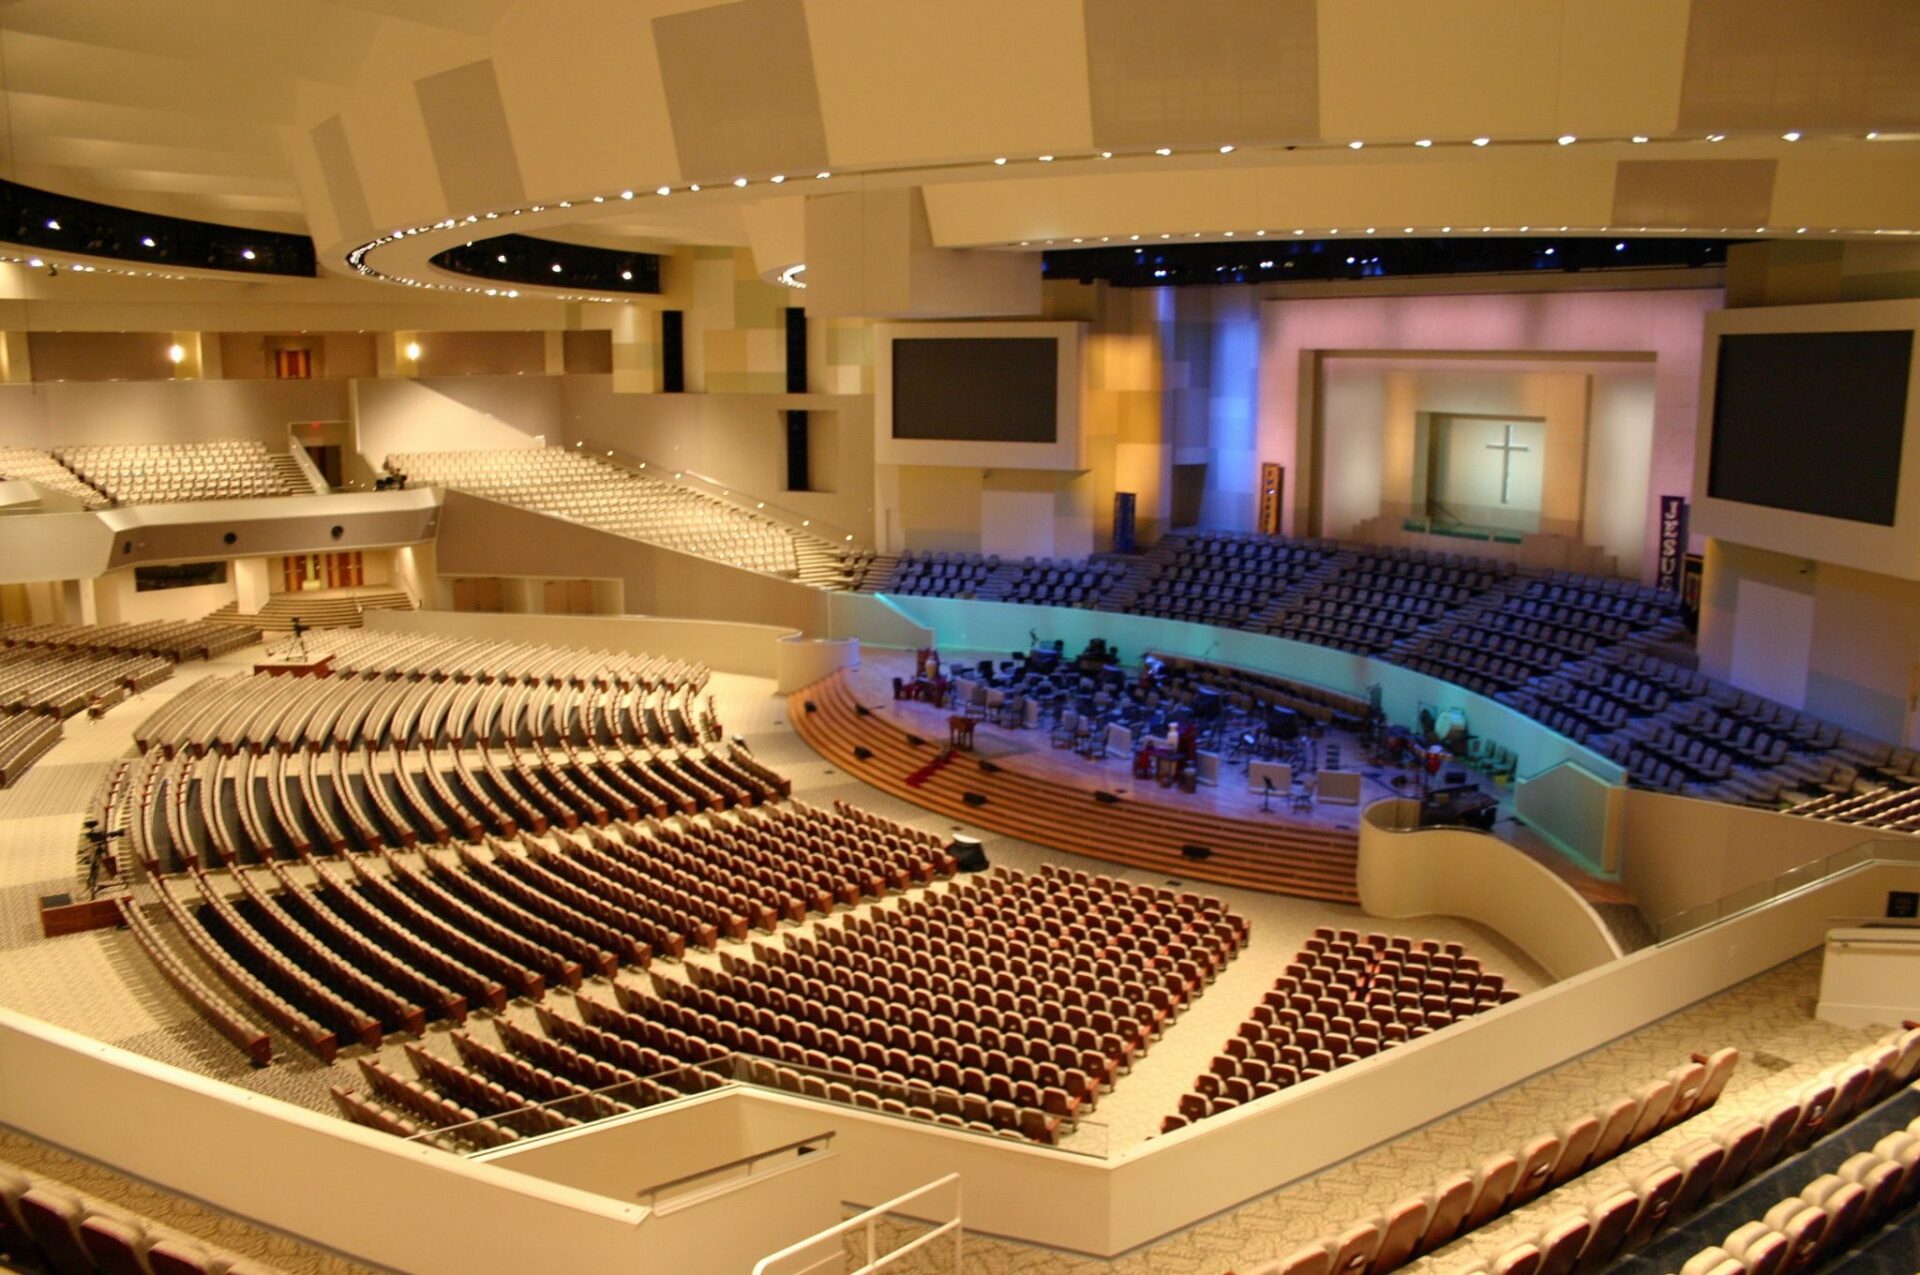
[890,337,1058,443]
[1707,330,1913,525]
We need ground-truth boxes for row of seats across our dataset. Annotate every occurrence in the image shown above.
[55,439,291,505]
[1456,1027,1920,1275]
[389,447,851,578]
[0,445,111,508]
[1236,1049,1742,1275]
[0,1157,271,1275]
[0,645,169,719]
[0,712,60,787]
[1,616,257,662]
[1164,927,1517,1128]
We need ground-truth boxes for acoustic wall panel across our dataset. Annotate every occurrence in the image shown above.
[415,59,527,214]
[653,0,829,179]
[1083,0,1319,149]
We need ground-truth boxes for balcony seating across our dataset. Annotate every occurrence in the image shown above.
[389,446,854,579]
[0,1157,274,1274]
[54,439,292,505]
[1230,1050,1740,1275]
[0,445,110,508]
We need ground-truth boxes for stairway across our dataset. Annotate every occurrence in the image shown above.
[270,452,317,495]
[854,553,902,594]
[1093,540,1181,613]
[794,539,855,589]
[215,589,415,632]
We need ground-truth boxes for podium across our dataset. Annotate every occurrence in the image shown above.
[254,650,335,678]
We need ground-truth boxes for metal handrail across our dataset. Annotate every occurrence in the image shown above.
[566,438,866,551]
[751,1173,961,1275]
[636,1131,834,1208]
[1653,838,1920,943]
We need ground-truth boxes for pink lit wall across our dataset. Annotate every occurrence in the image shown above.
[1254,287,1722,581]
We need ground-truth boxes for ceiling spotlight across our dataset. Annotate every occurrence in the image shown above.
[620,270,633,280]
[167,343,185,364]
[620,190,635,199]
[1441,226,1451,232]
[1706,133,1726,142]
[497,253,508,263]
[1556,135,1576,145]
[592,195,605,202]
[1615,241,1627,250]
[1293,229,1304,235]
[1631,135,1650,144]
[1038,155,1054,162]
[550,263,562,273]
[1218,145,1235,154]
[26,257,42,268]
[770,175,785,183]
[1414,139,1432,148]
[44,218,59,231]
[1866,132,1880,140]
[141,236,155,248]
[1781,131,1801,141]
[241,249,256,260]
[1348,140,1364,149]
[1099,151,1113,159]
[404,341,422,361]
[1472,137,1491,147]
[656,186,671,196]
[1129,234,1140,241]
[1154,147,1172,156]
[689,184,701,192]
[994,157,1007,165]
[733,177,747,187]
[816,171,830,179]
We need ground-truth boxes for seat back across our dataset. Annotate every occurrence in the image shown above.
[1551,1115,1601,1186]
[1417,1171,1475,1253]
[1532,1214,1591,1275]
[1512,1132,1561,1205]
[1464,1154,1521,1229]
[1591,1095,1642,1162]
[1571,1189,1640,1275]
[1621,1164,1682,1249]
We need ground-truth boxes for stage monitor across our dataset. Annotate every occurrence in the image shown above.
[1706,329,1912,525]
[874,322,1084,470]
[1693,300,1920,580]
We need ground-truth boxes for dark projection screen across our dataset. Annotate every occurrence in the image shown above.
[1707,330,1913,526]
[891,337,1058,443]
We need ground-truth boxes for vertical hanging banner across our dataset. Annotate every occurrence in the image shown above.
[1657,496,1690,594]
[1112,492,1138,554]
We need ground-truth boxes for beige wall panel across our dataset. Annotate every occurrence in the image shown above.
[1318,0,1565,141]
[922,155,1620,246]
[1678,0,1920,132]
[1770,149,1920,233]
[307,115,374,246]
[490,0,685,195]
[1083,0,1319,148]
[1611,159,1775,229]
[806,0,1092,166]
[1556,0,1689,139]
[414,59,526,214]
[653,0,830,179]
[337,21,491,232]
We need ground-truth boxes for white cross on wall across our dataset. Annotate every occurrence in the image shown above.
[1485,423,1531,504]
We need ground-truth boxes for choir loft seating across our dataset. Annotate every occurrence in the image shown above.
[0,1156,275,1275]
[789,669,1360,903]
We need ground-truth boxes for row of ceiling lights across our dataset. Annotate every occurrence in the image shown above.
[341,128,1903,299]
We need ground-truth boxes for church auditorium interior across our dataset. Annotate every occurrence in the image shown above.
[1,3,1920,1273]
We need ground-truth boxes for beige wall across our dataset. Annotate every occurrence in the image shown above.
[0,378,351,451]
[1357,799,1622,979]
[1700,538,1920,745]
[90,569,236,626]
[431,491,833,637]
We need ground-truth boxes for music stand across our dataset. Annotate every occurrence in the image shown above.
[279,616,312,662]
[1259,775,1276,813]
[80,818,126,900]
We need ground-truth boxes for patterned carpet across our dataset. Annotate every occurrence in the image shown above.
[0,653,1886,1275]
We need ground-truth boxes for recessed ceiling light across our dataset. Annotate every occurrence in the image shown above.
[1155,148,1172,156]
[656,186,671,196]
[496,253,508,263]
[241,249,255,260]
[1781,131,1801,142]
[1348,140,1364,150]
[1098,151,1113,159]
[1472,137,1491,147]
[816,172,830,179]
[1706,133,1726,142]
[689,184,701,192]
[620,190,634,199]
[994,157,1007,165]
[733,177,748,187]
[770,175,785,184]
[1129,234,1140,241]
[1866,132,1880,140]
[1293,229,1304,235]
[1218,145,1235,154]
[1557,135,1576,145]
[1414,139,1432,148]
[45,219,59,230]
[551,263,562,273]
[621,270,633,280]
[1038,155,1054,162]
[1631,135,1650,144]
[140,236,155,248]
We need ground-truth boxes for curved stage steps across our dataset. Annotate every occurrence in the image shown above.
[789,671,1360,904]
